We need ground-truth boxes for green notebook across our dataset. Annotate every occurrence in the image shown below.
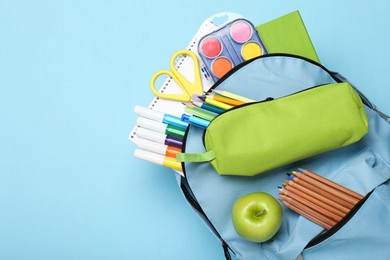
[256,10,320,63]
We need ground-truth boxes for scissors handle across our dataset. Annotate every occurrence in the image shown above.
[150,69,191,102]
[169,50,203,96]
[150,50,203,102]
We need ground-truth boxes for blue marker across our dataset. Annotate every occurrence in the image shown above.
[181,114,210,129]
[134,106,188,129]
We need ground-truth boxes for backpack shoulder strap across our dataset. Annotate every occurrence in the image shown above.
[330,71,390,123]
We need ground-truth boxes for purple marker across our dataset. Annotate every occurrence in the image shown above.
[136,127,183,149]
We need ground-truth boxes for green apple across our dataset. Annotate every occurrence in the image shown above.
[232,192,283,243]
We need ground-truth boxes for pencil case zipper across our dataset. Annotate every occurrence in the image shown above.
[201,82,331,147]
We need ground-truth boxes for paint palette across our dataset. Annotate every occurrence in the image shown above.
[197,18,267,82]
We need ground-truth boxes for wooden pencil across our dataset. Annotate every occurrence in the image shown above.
[279,186,346,218]
[280,194,342,222]
[207,93,246,106]
[298,169,364,200]
[280,196,337,227]
[289,177,355,209]
[198,96,233,110]
[284,181,350,214]
[280,199,332,230]
[291,171,361,205]
[183,103,217,121]
[192,101,224,114]
[213,89,255,103]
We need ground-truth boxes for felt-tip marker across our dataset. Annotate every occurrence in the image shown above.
[136,127,183,149]
[134,149,183,174]
[134,105,188,129]
[137,117,185,139]
[181,114,210,129]
[135,137,181,158]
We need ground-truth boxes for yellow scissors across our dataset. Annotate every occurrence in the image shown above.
[150,50,203,102]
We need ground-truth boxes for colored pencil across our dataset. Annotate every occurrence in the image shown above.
[192,101,224,114]
[289,177,355,209]
[198,96,233,110]
[298,169,364,200]
[207,93,246,106]
[279,186,345,218]
[290,171,360,205]
[280,193,342,222]
[280,196,337,227]
[183,103,217,121]
[213,89,256,103]
[283,181,350,214]
[279,199,332,230]
[279,169,365,230]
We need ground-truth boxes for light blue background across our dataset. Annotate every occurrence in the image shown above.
[1,0,389,259]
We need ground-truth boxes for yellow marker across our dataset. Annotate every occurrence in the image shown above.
[134,149,183,174]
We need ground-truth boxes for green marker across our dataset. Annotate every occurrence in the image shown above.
[137,117,185,139]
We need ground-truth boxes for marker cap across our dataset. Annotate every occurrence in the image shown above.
[163,114,188,129]
[134,149,164,165]
[137,117,167,133]
[134,106,164,122]
[181,114,190,123]
[136,128,166,143]
[135,138,168,155]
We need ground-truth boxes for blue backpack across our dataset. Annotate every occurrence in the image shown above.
[175,54,390,260]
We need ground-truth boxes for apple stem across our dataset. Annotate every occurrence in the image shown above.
[254,209,267,218]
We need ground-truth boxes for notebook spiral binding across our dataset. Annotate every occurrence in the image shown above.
[129,20,217,141]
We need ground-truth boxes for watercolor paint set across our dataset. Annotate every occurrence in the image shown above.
[198,18,267,82]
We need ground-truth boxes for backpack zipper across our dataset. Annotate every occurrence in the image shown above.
[208,53,343,92]
[305,190,373,248]
[179,127,234,255]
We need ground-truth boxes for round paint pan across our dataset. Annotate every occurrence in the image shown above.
[241,41,263,61]
[211,56,233,79]
[199,36,223,59]
[230,20,253,43]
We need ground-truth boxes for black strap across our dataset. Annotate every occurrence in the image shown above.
[223,243,232,260]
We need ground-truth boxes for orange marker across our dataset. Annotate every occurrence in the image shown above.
[134,149,183,173]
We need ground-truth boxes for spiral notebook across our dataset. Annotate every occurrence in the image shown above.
[128,13,245,143]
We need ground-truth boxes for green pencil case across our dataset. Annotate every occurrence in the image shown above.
[177,82,368,176]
